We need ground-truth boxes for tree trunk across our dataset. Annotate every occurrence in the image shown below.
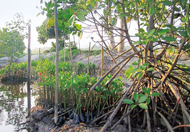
[118,18,125,53]
[27,25,31,116]
[108,0,115,50]
[54,0,59,124]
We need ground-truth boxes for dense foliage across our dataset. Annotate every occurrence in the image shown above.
[0,59,124,127]
[37,0,190,131]
[1,0,189,131]
[0,29,25,60]
[0,13,30,63]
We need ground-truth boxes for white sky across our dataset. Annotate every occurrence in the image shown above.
[0,0,102,50]
[0,0,137,50]
[0,0,52,49]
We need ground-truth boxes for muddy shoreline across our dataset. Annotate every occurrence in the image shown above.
[1,52,190,132]
[25,106,101,132]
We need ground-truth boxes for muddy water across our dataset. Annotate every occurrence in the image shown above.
[0,82,38,132]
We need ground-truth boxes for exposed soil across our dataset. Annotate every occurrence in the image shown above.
[25,106,101,132]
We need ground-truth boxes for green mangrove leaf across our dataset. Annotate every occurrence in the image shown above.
[101,95,107,99]
[47,16,54,29]
[132,61,138,65]
[146,67,154,72]
[64,22,70,27]
[69,15,75,25]
[77,14,85,21]
[137,69,143,72]
[133,41,141,45]
[178,31,188,37]
[140,65,146,70]
[78,31,83,39]
[143,63,150,67]
[132,68,138,74]
[74,24,81,30]
[129,65,133,71]
[112,18,117,26]
[149,7,156,16]
[147,88,151,95]
[182,67,190,72]
[77,104,82,108]
[139,103,148,109]
[182,17,188,22]
[125,70,132,79]
[138,95,148,103]
[157,29,169,35]
[162,36,176,42]
[38,82,44,86]
[146,29,155,38]
[151,92,161,97]
[131,104,137,110]
[133,92,138,102]
[146,98,151,104]
[139,28,145,32]
[173,7,181,11]
[79,11,89,15]
[123,99,134,104]
[142,87,147,93]
[161,1,173,6]
[186,27,190,35]
[135,33,142,37]
[137,72,144,80]
[138,59,141,64]
[178,26,185,30]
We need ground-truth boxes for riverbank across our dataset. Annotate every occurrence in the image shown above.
[26,105,101,132]
[1,50,190,132]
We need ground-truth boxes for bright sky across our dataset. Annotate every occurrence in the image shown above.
[0,0,137,51]
[0,0,101,50]
[0,0,52,49]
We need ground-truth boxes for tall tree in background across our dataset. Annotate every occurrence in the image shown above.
[0,13,30,64]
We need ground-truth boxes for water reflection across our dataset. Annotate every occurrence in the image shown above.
[0,83,37,131]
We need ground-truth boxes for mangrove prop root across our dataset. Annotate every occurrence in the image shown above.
[166,81,190,123]
[100,78,137,132]
[106,56,132,86]
[146,109,151,132]
[111,110,132,130]
[161,41,186,84]
[90,51,142,92]
[157,107,182,124]
[127,107,131,132]
[90,110,113,124]
[173,125,190,130]
[157,111,174,132]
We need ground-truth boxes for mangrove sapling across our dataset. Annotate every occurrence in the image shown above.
[83,86,92,124]
[59,71,66,109]
[68,109,76,119]
[87,63,96,76]
[95,84,103,117]
[80,74,92,123]
[84,92,92,124]
[87,92,94,123]
[75,62,85,75]
[71,74,87,123]
[56,116,64,127]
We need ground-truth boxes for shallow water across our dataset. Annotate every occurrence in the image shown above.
[0,82,37,132]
